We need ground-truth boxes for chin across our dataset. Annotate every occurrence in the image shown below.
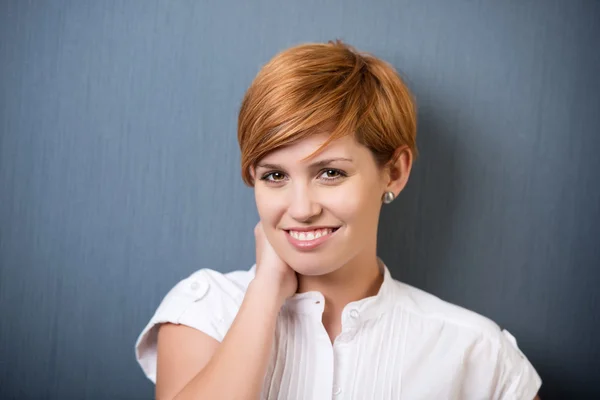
[289,263,329,276]
[284,253,342,276]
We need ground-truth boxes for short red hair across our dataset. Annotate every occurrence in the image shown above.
[238,40,417,186]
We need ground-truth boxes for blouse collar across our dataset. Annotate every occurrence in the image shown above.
[282,259,395,322]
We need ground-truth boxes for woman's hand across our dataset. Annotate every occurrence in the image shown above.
[253,222,298,304]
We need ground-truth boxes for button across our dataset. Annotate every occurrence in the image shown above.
[189,280,209,302]
[332,385,342,395]
[349,309,359,319]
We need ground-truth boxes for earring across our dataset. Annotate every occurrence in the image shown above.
[382,191,395,204]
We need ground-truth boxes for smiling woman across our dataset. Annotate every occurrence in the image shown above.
[251,132,407,279]
[134,41,542,399]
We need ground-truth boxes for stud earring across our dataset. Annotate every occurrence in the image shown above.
[382,191,395,204]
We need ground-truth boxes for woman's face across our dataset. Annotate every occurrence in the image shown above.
[253,132,401,276]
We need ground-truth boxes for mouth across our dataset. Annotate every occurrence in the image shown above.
[283,226,341,250]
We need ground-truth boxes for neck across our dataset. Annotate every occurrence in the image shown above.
[296,251,384,342]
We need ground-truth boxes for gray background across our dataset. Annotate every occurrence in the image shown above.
[1,0,599,399]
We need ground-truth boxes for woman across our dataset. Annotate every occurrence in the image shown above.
[136,40,542,399]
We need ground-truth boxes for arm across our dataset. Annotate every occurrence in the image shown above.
[156,278,285,400]
[155,222,296,400]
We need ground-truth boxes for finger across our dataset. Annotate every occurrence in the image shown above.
[254,221,261,237]
[254,222,263,266]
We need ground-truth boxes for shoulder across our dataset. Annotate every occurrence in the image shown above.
[189,265,256,291]
[185,266,256,300]
[150,266,255,332]
[386,279,542,399]
[135,266,255,383]
[151,266,254,329]
[389,279,501,337]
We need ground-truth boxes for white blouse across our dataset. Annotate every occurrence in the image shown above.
[136,263,541,399]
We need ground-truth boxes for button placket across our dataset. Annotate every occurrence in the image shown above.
[333,310,357,398]
[337,308,360,343]
[338,327,357,343]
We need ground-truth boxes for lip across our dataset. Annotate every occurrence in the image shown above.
[283,226,339,232]
[284,227,340,251]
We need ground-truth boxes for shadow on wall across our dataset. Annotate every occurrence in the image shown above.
[378,102,462,295]
[377,55,501,303]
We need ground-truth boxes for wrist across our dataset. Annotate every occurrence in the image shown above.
[248,277,288,309]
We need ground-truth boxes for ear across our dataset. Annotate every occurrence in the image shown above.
[383,146,413,197]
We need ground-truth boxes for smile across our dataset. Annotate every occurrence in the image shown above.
[284,227,340,250]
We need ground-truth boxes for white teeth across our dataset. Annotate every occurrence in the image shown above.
[289,228,336,241]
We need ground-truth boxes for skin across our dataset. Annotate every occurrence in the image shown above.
[155,132,540,399]
[253,132,411,340]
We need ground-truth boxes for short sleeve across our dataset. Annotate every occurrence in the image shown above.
[135,268,250,383]
[493,329,542,399]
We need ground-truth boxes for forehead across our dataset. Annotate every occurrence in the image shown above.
[259,133,367,164]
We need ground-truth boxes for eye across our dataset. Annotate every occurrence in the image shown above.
[260,171,287,182]
[318,169,347,181]
[323,170,341,178]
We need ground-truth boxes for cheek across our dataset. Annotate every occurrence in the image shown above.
[255,187,285,221]
[322,179,381,222]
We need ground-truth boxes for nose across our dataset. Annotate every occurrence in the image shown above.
[288,184,322,222]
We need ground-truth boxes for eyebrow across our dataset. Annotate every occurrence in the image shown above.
[256,157,354,170]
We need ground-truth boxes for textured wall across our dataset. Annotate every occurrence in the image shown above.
[1,1,599,398]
